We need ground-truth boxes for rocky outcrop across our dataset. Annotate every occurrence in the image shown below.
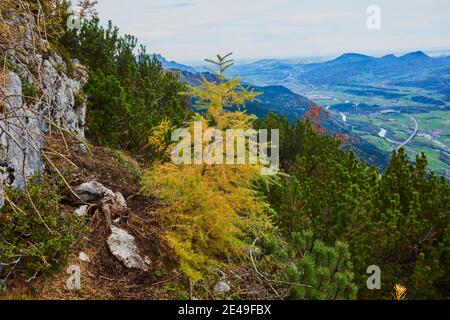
[0,10,88,208]
[1,72,45,191]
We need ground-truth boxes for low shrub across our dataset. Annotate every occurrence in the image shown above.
[0,175,83,284]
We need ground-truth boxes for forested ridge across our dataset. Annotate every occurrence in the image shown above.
[0,1,448,300]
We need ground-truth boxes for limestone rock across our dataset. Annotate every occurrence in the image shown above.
[75,181,115,204]
[214,281,231,294]
[1,73,44,191]
[0,9,88,208]
[107,226,148,271]
[78,252,90,262]
[0,10,88,208]
[74,205,89,217]
[114,192,127,208]
[74,143,88,155]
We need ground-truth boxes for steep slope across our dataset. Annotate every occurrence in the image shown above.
[176,69,311,117]
[0,4,88,207]
[245,85,310,118]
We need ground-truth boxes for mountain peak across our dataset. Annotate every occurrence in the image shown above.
[153,53,197,73]
[331,53,373,64]
[336,53,371,59]
[379,54,398,63]
[400,51,430,59]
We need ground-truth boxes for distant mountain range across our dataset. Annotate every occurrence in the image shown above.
[154,51,450,170]
[300,51,450,85]
[156,50,450,100]
[229,51,450,88]
[153,54,198,74]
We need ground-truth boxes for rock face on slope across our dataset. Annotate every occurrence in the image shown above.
[0,9,88,207]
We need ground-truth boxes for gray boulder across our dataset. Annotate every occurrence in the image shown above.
[107,226,148,271]
[75,181,115,204]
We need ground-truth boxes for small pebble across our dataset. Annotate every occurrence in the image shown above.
[79,251,90,262]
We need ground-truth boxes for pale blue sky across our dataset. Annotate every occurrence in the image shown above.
[95,0,450,62]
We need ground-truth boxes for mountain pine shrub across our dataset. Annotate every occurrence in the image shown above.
[0,175,83,283]
[61,18,191,155]
[261,112,450,299]
[287,230,357,300]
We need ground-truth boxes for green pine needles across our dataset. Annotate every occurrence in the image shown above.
[288,230,357,300]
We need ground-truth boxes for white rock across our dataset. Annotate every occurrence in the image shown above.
[107,226,148,271]
[214,281,231,294]
[75,181,115,204]
[144,256,152,266]
[74,205,89,217]
[1,73,44,191]
[78,252,90,262]
[114,192,127,208]
[74,143,87,155]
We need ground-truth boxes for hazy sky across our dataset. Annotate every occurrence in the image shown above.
[95,0,450,63]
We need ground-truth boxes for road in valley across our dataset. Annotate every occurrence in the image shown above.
[396,115,419,151]
[378,128,400,145]
[279,72,293,83]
